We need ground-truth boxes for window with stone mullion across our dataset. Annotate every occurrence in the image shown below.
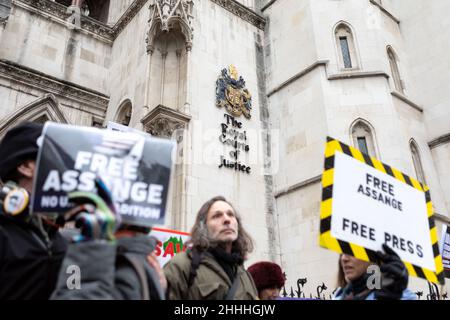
[410,140,426,184]
[351,120,378,158]
[340,37,352,68]
[334,22,358,70]
[357,137,369,155]
[387,47,404,93]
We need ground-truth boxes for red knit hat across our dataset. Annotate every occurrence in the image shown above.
[248,261,285,292]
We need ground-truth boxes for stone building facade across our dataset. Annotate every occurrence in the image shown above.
[0,0,448,297]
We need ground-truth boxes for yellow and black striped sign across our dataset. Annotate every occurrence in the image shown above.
[319,137,445,284]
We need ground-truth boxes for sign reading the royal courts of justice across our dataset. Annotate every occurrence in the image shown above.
[216,65,252,174]
[319,137,445,284]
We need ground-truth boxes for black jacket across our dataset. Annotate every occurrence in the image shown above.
[113,235,165,300]
[0,214,67,300]
[51,235,165,300]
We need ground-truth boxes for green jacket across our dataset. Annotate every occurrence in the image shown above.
[164,250,258,300]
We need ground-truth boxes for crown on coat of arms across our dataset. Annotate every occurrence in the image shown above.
[215,65,252,119]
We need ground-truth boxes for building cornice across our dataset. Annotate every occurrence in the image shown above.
[0,59,109,111]
[328,70,389,81]
[141,104,191,138]
[429,133,450,150]
[110,0,148,39]
[267,60,328,97]
[13,0,148,43]
[14,0,113,42]
[275,174,322,199]
[391,91,423,113]
[261,0,277,12]
[210,0,265,30]
[261,0,401,24]
[369,0,400,25]
[268,63,426,119]
[267,61,393,98]
[434,212,450,224]
[14,0,264,43]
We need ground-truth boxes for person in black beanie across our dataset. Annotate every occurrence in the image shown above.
[0,121,67,300]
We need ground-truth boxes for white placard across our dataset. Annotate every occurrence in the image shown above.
[150,227,190,267]
[331,151,435,271]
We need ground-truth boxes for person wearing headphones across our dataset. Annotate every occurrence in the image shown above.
[0,122,68,300]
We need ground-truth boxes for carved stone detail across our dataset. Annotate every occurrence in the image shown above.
[0,17,8,27]
[146,0,194,53]
[13,0,148,42]
[12,0,265,45]
[0,59,109,111]
[0,93,69,137]
[111,0,148,38]
[141,104,191,138]
[210,0,265,30]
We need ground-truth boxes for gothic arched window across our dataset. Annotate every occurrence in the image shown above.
[351,119,378,157]
[387,46,404,93]
[410,140,426,184]
[335,22,359,70]
[115,100,132,126]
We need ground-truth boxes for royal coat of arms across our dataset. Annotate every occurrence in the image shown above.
[216,65,252,119]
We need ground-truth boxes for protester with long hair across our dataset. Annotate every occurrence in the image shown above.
[164,195,258,300]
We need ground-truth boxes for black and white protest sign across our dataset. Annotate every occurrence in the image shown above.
[320,138,444,283]
[31,123,175,227]
[331,151,433,268]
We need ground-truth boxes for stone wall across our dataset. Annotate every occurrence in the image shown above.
[184,0,273,265]
[107,0,135,25]
[390,0,450,214]
[0,1,111,128]
[264,0,449,296]
[0,3,111,93]
[0,0,448,298]
[105,3,148,127]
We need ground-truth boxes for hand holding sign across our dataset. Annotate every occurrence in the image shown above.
[65,178,119,243]
[31,123,175,228]
[319,137,445,284]
[375,244,409,300]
